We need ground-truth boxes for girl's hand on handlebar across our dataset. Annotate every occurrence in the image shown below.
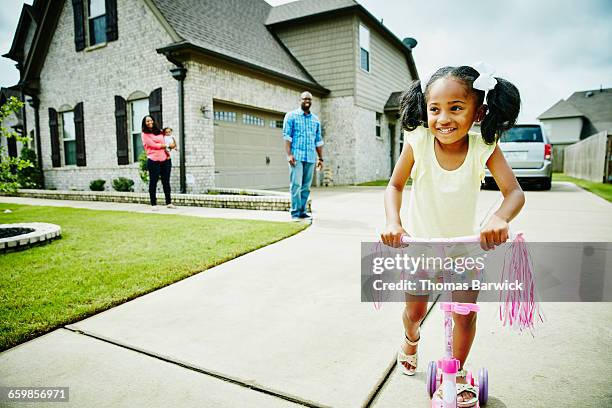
[480,214,509,250]
[381,224,407,248]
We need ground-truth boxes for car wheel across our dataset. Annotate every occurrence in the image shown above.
[540,177,552,191]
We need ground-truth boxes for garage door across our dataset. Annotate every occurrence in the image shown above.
[214,103,289,189]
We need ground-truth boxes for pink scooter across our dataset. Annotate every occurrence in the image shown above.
[425,302,487,407]
[401,234,491,407]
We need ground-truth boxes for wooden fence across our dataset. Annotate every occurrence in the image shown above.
[563,130,611,183]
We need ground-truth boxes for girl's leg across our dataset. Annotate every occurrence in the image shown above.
[452,289,479,404]
[161,159,172,205]
[400,293,429,370]
[147,159,161,206]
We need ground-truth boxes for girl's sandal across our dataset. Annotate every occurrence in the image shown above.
[455,368,478,407]
[432,369,478,407]
[396,332,419,376]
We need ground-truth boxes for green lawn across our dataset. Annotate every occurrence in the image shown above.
[553,173,612,202]
[0,204,306,351]
[356,179,412,187]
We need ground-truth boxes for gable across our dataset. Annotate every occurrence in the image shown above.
[151,0,320,88]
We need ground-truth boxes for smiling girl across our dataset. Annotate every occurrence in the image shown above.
[380,65,525,406]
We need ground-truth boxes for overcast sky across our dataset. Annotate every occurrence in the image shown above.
[1,0,611,123]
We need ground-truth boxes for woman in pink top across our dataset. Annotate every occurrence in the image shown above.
[141,115,176,209]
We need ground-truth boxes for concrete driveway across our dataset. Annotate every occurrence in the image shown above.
[1,182,611,407]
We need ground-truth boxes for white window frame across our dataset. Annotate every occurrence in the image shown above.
[86,0,107,47]
[359,24,370,72]
[60,110,76,166]
[375,112,382,139]
[243,113,264,127]
[269,120,284,128]
[128,98,148,163]
[214,111,237,122]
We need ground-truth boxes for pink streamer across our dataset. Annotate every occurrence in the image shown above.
[498,232,545,336]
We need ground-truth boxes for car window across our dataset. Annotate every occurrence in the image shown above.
[500,126,543,143]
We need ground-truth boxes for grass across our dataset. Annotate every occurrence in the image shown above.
[0,203,307,351]
[356,179,412,187]
[553,173,612,202]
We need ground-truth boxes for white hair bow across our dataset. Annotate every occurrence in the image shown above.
[472,61,497,103]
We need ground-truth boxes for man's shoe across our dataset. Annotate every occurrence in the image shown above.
[151,205,159,211]
[166,204,177,209]
[291,217,302,222]
[299,213,312,219]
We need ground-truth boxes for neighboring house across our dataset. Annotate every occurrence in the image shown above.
[537,88,612,171]
[2,0,418,192]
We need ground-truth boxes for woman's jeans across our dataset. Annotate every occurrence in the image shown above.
[147,158,172,205]
[289,160,315,218]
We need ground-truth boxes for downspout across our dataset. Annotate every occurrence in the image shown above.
[19,84,28,140]
[170,64,187,194]
[28,95,44,188]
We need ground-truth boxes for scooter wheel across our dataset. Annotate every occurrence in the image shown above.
[426,361,437,397]
[478,367,488,405]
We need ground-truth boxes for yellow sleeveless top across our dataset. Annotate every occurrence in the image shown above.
[404,126,496,238]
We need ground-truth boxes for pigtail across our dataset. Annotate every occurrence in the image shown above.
[399,79,427,131]
[480,78,521,144]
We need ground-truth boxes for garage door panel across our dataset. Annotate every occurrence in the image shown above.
[214,103,288,189]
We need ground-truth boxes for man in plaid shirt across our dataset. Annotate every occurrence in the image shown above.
[282,91,324,220]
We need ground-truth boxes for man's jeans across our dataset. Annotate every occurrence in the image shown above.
[289,161,315,218]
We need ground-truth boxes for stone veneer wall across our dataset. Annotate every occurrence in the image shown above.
[319,96,357,186]
[354,105,392,183]
[8,189,303,212]
[34,0,324,193]
[38,0,177,192]
[181,58,321,192]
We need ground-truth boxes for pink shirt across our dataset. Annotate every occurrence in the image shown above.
[141,132,169,162]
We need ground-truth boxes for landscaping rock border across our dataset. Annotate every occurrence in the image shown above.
[5,189,309,212]
[0,222,62,252]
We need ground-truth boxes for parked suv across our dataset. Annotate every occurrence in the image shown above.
[484,124,553,190]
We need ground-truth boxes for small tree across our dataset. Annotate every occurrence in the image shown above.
[138,151,148,183]
[0,96,32,193]
[17,147,44,189]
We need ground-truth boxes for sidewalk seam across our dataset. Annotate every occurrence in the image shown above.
[63,327,330,408]
[361,295,440,408]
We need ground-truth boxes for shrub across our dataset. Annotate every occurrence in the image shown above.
[138,151,148,183]
[112,177,134,192]
[89,179,106,191]
[17,147,43,189]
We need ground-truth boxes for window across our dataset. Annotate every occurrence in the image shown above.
[243,114,264,126]
[130,99,148,162]
[359,24,370,72]
[88,0,106,46]
[214,111,237,122]
[61,111,76,165]
[269,120,284,128]
[375,112,381,138]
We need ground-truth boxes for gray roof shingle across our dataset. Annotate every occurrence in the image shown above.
[152,0,319,87]
[538,99,584,119]
[538,88,612,133]
[266,0,357,25]
[384,91,403,111]
[566,89,612,132]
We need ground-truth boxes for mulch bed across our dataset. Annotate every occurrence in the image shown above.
[0,227,35,239]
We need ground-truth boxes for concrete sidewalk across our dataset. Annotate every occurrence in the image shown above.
[1,182,611,407]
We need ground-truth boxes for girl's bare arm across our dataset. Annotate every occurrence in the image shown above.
[482,145,525,248]
[382,142,415,247]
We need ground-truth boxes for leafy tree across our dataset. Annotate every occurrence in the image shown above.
[0,96,32,193]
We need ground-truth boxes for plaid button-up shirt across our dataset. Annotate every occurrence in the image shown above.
[282,109,323,163]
